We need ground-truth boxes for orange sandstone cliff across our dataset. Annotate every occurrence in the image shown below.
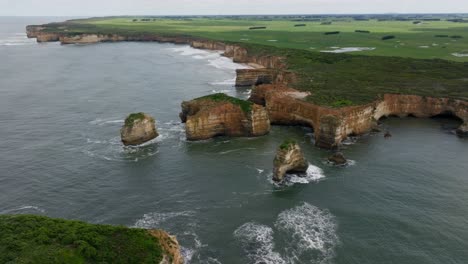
[179,94,270,140]
[26,28,468,148]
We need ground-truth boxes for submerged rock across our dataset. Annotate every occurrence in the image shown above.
[148,230,184,264]
[179,93,270,140]
[273,140,308,182]
[328,152,347,165]
[120,113,158,146]
[456,123,468,137]
[384,131,392,138]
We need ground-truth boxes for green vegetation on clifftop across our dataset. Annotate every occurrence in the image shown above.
[125,112,146,127]
[197,93,253,113]
[0,214,163,264]
[31,17,468,106]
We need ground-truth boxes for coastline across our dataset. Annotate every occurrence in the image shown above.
[25,26,468,148]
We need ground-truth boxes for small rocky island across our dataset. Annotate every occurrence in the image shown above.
[273,140,309,182]
[121,112,159,146]
[180,93,270,140]
[328,152,348,165]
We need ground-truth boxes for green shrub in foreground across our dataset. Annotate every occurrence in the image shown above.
[0,214,163,264]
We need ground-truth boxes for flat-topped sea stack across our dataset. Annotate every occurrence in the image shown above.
[273,140,309,182]
[121,113,159,146]
[179,93,270,140]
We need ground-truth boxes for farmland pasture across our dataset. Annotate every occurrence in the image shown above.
[79,17,468,61]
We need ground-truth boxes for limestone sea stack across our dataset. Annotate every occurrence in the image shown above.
[179,93,270,140]
[148,230,184,264]
[120,113,159,146]
[273,140,309,182]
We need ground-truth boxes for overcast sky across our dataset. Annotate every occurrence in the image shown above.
[1,0,467,16]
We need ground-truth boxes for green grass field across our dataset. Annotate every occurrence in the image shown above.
[39,16,468,106]
[0,214,163,263]
[70,17,468,61]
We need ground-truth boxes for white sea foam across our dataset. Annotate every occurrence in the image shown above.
[133,211,196,228]
[0,205,45,214]
[0,34,36,46]
[234,222,286,264]
[169,44,251,71]
[321,47,375,53]
[285,164,326,186]
[275,202,338,263]
[419,45,430,48]
[89,118,124,126]
[219,147,256,155]
[235,203,338,263]
[210,77,236,86]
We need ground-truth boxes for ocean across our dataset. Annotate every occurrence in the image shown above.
[1,17,468,264]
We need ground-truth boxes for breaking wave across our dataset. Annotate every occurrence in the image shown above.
[0,33,36,46]
[234,203,338,264]
[169,45,251,71]
[0,205,45,214]
[234,222,286,264]
[275,203,338,263]
[270,164,326,187]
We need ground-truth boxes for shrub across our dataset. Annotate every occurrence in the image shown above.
[435,34,449,38]
[382,35,396,40]
[324,31,340,35]
[355,30,370,33]
[294,24,306,27]
[331,99,354,107]
[125,112,146,127]
[321,22,332,25]
[451,35,463,39]
[249,26,267,30]
[0,215,163,263]
[279,139,297,150]
[196,93,253,113]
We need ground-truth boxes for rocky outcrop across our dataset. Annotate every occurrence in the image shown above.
[148,230,184,264]
[328,152,347,165]
[36,32,61,42]
[250,84,468,148]
[235,69,274,86]
[26,25,45,38]
[273,140,308,182]
[121,113,158,146]
[179,93,270,140]
[456,122,468,137]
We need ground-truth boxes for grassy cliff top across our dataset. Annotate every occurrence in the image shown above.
[0,214,163,264]
[32,17,468,106]
[279,139,297,150]
[195,93,253,113]
[124,112,151,127]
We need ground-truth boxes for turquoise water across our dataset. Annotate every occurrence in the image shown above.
[1,17,468,264]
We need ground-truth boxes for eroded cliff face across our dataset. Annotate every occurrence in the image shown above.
[251,85,468,148]
[179,94,270,140]
[26,28,468,148]
[148,230,184,264]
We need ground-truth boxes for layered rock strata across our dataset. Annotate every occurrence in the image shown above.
[26,28,468,148]
[179,93,270,140]
[251,85,468,148]
[273,140,309,182]
[148,230,184,264]
[121,113,159,146]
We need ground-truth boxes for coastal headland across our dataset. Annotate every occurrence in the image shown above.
[26,18,468,148]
